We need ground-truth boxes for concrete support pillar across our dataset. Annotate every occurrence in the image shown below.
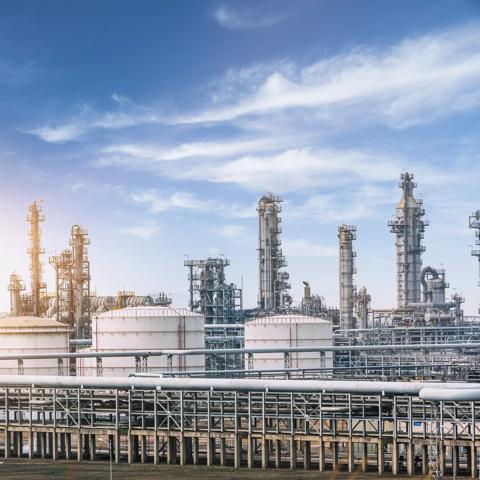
[220,437,227,467]
[261,438,269,469]
[52,432,57,460]
[274,440,281,468]
[127,434,133,464]
[440,444,446,477]
[207,436,216,467]
[167,436,176,464]
[347,440,354,473]
[392,440,399,475]
[233,435,241,468]
[407,442,414,475]
[16,432,23,458]
[179,436,186,466]
[152,434,158,465]
[28,430,33,459]
[114,432,120,464]
[377,439,384,475]
[140,435,147,464]
[361,443,368,472]
[89,434,96,461]
[289,437,297,470]
[192,437,200,466]
[331,442,339,470]
[318,439,325,472]
[470,444,476,479]
[77,432,82,461]
[422,444,428,475]
[36,432,42,457]
[247,435,254,469]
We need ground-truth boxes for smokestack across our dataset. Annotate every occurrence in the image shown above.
[338,225,356,331]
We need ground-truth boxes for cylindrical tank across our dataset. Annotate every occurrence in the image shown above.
[244,314,333,373]
[0,317,71,375]
[78,306,205,376]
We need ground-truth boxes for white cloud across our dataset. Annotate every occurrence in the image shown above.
[213,4,286,30]
[176,22,480,128]
[216,224,249,239]
[284,238,337,258]
[116,221,161,240]
[175,147,402,192]
[101,136,287,165]
[131,190,212,214]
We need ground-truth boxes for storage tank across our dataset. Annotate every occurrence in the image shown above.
[244,314,333,373]
[78,306,205,376]
[0,317,71,375]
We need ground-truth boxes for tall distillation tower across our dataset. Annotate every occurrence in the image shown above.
[338,225,356,331]
[27,201,46,317]
[257,194,291,310]
[70,225,91,339]
[389,172,427,308]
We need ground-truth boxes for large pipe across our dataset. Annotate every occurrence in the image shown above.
[0,374,478,395]
[0,342,478,361]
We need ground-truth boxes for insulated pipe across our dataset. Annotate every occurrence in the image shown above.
[0,374,479,395]
[0,342,479,361]
[419,387,480,401]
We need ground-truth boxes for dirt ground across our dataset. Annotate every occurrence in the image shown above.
[0,459,437,479]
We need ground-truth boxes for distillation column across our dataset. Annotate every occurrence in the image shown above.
[70,226,91,339]
[338,225,356,331]
[257,194,291,310]
[355,286,371,330]
[27,201,46,317]
[389,172,427,308]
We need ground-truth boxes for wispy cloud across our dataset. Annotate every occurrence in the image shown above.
[176,22,480,128]
[131,190,210,213]
[216,224,250,239]
[24,22,480,145]
[0,61,37,87]
[212,4,287,30]
[116,221,161,240]
[284,238,337,258]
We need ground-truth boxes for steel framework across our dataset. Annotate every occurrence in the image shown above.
[0,376,480,476]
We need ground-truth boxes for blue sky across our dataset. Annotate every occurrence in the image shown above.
[1,0,480,313]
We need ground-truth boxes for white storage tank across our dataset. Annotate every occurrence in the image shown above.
[244,314,333,373]
[0,317,71,375]
[78,306,205,376]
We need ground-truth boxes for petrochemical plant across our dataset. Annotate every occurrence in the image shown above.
[1,171,480,478]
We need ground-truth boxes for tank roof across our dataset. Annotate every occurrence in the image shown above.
[95,306,204,318]
[247,314,330,325]
[0,316,71,330]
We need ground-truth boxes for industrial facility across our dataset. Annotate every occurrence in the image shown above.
[1,171,480,478]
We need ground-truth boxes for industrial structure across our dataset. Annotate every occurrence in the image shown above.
[2,170,480,477]
[257,194,291,310]
[389,172,427,308]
